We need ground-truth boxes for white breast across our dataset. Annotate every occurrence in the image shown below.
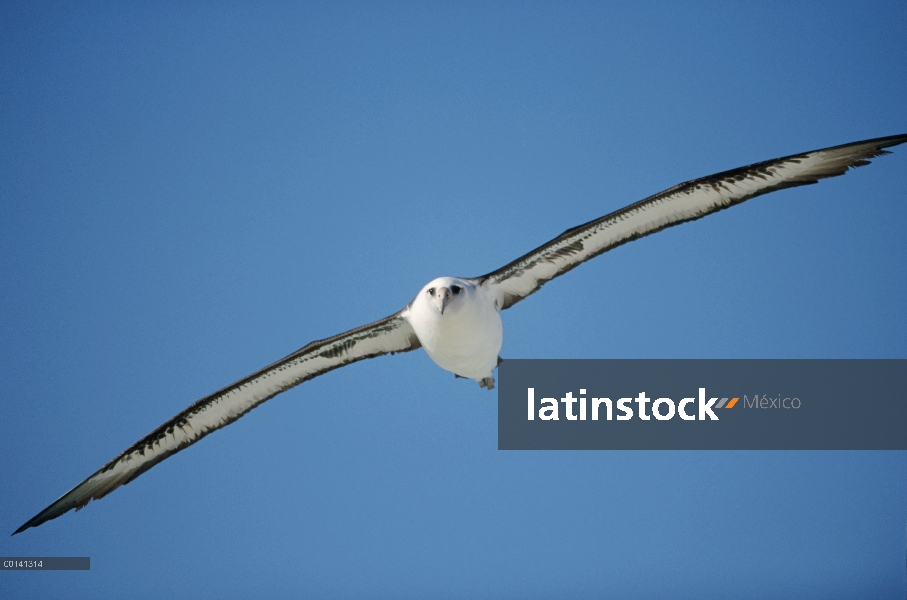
[404,280,503,382]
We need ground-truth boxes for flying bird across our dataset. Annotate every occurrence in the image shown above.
[15,133,906,534]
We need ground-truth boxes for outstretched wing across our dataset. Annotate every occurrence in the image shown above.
[14,312,420,534]
[479,134,907,309]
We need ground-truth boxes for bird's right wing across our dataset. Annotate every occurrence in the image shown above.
[479,133,907,309]
[15,312,421,534]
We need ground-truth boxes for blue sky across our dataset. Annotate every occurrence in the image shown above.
[1,2,906,598]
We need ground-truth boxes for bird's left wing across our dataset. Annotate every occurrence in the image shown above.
[479,133,907,309]
[14,312,420,534]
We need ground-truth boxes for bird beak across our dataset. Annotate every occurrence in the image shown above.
[434,287,452,315]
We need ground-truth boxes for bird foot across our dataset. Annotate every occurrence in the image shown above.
[478,376,495,390]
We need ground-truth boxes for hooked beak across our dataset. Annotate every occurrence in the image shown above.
[434,287,452,315]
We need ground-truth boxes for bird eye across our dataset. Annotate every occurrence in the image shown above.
[427,288,435,295]
[451,286,462,295]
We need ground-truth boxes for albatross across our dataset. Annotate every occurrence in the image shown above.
[14,133,906,534]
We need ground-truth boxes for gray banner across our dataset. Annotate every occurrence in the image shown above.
[1,557,90,570]
[498,359,907,450]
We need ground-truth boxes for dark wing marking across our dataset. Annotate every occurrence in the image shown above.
[14,313,420,534]
[478,134,907,309]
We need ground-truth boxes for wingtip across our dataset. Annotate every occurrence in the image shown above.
[868,133,907,151]
[11,498,76,536]
[12,522,31,536]
[12,511,48,535]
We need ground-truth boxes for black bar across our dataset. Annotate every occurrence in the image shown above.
[1,557,90,570]
[499,359,907,450]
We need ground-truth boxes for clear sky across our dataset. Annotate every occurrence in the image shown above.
[2,2,906,598]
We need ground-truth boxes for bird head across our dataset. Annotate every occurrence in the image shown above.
[420,277,470,316]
